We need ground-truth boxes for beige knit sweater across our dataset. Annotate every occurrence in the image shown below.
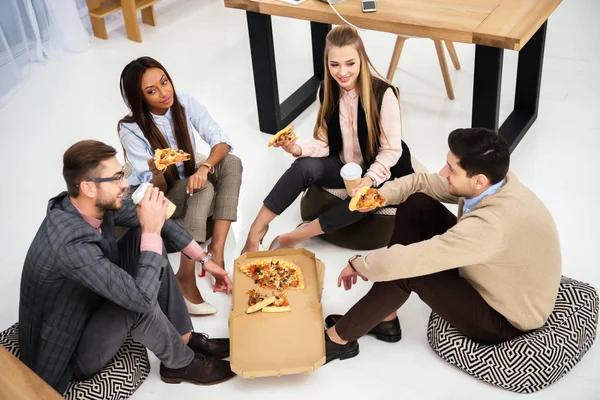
[353,172,562,331]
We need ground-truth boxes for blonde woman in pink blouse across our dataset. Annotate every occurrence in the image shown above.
[242,25,414,253]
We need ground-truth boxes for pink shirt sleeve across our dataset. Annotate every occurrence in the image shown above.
[296,88,330,159]
[181,240,205,260]
[365,88,403,185]
[140,233,164,255]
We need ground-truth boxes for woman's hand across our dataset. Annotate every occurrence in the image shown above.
[275,138,302,157]
[147,157,166,177]
[186,168,209,195]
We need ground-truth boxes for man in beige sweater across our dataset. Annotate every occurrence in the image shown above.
[324,128,562,364]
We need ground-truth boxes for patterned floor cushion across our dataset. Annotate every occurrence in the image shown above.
[427,276,599,393]
[0,323,150,400]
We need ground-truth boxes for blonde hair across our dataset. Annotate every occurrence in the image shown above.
[314,25,399,160]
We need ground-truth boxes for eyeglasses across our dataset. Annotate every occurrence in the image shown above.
[75,172,125,188]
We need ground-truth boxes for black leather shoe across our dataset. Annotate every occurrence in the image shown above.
[325,331,359,364]
[325,314,402,343]
[160,354,235,385]
[187,333,230,358]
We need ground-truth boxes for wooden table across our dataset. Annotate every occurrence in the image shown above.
[87,0,160,43]
[224,0,562,152]
[0,346,63,400]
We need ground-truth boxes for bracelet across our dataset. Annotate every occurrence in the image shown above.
[201,163,215,174]
[348,254,361,270]
[199,252,213,266]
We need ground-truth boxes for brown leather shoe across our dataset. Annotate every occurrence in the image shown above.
[160,354,235,385]
[187,332,229,358]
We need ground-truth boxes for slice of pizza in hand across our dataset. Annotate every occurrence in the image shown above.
[154,148,192,170]
[268,124,297,147]
[349,186,388,211]
[262,291,291,313]
[246,289,276,314]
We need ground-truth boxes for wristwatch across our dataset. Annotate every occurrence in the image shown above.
[348,254,362,270]
[199,252,213,266]
[201,162,215,175]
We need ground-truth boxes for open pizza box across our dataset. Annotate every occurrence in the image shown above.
[230,248,326,378]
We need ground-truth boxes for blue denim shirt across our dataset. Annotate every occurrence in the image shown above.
[119,93,233,185]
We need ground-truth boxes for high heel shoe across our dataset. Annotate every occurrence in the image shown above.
[269,236,293,251]
[183,297,217,316]
[268,221,310,251]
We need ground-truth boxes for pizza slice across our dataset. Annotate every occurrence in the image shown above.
[349,186,388,211]
[239,258,305,290]
[268,125,297,147]
[262,291,291,313]
[246,289,276,314]
[154,148,192,170]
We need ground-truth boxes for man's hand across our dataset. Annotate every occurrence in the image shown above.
[147,157,166,177]
[186,168,209,196]
[337,264,368,291]
[137,185,168,234]
[349,178,377,213]
[202,259,232,294]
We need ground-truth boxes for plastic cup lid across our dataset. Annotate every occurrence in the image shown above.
[340,162,362,180]
[131,182,151,204]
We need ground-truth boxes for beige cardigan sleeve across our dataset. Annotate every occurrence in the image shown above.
[379,172,460,206]
[352,208,505,282]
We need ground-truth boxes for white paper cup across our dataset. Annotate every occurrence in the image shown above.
[131,182,176,219]
[340,162,363,195]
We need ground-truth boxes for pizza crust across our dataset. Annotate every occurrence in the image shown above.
[246,296,276,314]
[268,125,296,147]
[284,261,305,290]
[262,305,291,313]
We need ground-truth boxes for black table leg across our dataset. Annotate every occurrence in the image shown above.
[471,21,548,152]
[246,11,331,134]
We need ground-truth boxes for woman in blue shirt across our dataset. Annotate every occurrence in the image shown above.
[118,57,242,316]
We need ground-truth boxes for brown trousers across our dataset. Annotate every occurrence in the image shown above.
[335,193,525,345]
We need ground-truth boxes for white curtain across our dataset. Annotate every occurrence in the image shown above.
[0,0,91,107]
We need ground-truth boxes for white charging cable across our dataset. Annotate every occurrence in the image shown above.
[326,0,365,31]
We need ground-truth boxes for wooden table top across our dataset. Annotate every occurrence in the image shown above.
[224,0,561,50]
[0,346,63,400]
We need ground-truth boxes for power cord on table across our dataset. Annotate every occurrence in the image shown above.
[325,0,365,31]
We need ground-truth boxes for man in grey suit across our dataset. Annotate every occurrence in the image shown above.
[19,140,236,395]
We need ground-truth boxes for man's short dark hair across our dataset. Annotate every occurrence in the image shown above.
[448,128,510,184]
[63,140,117,197]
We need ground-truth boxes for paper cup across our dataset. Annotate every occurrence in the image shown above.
[131,182,176,219]
[340,162,362,195]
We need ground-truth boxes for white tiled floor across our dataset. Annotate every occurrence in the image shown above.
[1,0,599,398]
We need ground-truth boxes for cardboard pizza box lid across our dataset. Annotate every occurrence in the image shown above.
[230,248,326,378]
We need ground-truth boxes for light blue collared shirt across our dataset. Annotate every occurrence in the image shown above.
[119,93,233,186]
[462,179,505,215]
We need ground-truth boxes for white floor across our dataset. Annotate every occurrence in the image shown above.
[1,0,599,398]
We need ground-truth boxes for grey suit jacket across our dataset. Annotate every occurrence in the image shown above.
[18,192,194,394]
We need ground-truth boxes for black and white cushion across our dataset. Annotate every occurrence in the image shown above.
[427,276,599,393]
[0,323,150,400]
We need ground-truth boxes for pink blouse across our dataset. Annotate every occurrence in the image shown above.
[296,87,403,186]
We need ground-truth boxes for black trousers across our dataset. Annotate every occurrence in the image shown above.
[264,153,411,234]
[335,193,525,345]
